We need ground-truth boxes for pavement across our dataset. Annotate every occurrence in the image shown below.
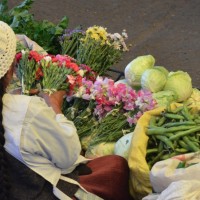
[8,0,200,87]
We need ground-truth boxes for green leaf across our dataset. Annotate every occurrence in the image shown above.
[57,16,69,29]
[10,15,20,28]
[10,0,34,15]
[0,0,8,13]
[54,26,63,35]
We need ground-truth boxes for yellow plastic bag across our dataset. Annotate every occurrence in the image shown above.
[128,103,181,200]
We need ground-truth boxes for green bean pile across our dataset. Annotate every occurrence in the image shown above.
[146,105,200,169]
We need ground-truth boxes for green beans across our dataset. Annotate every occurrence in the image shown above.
[183,105,194,120]
[146,148,158,155]
[178,140,190,150]
[147,125,197,135]
[148,151,164,169]
[149,116,157,127]
[175,148,188,153]
[163,113,185,120]
[171,106,184,114]
[146,104,200,169]
[182,136,199,152]
[155,135,174,150]
[157,116,166,126]
[169,126,200,141]
[163,121,196,128]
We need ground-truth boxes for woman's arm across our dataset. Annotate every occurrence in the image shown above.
[21,93,82,175]
[38,90,66,114]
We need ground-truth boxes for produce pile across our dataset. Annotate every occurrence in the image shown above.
[124,54,193,105]
[2,0,200,199]
[3,0,200,160]
[146,104,200,169]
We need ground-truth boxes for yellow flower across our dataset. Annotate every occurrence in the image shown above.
[96,26,107,36]
[86,26,108,44]
[91,33,100,41]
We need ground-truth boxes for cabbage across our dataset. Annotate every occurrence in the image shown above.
[154,66,169,77]
[164,71,193,102]
[153,90,177,107]
[85,142,115,159]
[81,135,92,151]
[114,132,133,160]
[124,55,155,87]
[141,68,167,92]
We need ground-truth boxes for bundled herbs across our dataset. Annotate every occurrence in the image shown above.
[60,25,129,75]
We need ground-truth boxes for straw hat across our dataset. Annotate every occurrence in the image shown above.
[0,21,16,79]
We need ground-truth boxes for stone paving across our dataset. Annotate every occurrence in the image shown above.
[8,0,200,87]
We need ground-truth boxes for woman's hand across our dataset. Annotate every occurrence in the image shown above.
[38,90,67,114]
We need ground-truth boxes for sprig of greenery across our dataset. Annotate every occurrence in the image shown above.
[88,109,134,147]
[16,52,39,94]
[41,61,72,94]
[77,38,122,75]
[60,26,84,58]
[0,0,69,54]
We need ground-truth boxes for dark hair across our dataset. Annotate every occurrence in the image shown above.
[0,75,10,199]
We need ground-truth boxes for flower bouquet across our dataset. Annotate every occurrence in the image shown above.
[59,26,85,58]
[63,76,157,153]
[60,25,129,75]
[16,50,43,94]
[15,50,83,95]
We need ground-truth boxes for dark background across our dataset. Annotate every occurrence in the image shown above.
[8,0,200,87]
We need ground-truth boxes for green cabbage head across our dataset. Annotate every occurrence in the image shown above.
[124,55,155,87]
[164,71,193,102]
[154,66,169,77]
[141,68,167,92]
[153,90,177,107]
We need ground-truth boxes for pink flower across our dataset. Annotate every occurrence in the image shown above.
[127,116,135,126]
[67,75,76,84]
[82,94,91,100]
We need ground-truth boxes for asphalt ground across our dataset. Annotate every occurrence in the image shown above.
[8,0,200,87]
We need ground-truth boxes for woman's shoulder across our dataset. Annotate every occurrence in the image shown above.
[3,93,45,104]
[3,93,48,113]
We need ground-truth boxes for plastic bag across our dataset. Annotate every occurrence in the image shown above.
[143,180,200,200]
[16,34,47,54]
[150,151,200,193]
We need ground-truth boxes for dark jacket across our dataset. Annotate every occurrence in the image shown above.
[6,152,89,200]
[6,152,58,200]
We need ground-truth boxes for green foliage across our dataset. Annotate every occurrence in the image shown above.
[0,0,69,54]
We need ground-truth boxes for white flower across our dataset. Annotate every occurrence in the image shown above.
[21,49,26,54]
[113,41,121,50]
[122,30,128,39]
[44,56,52,62]
[113,33,122,40]
[74,86,85,97]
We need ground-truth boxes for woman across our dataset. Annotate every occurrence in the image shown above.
[0,21,132,200]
